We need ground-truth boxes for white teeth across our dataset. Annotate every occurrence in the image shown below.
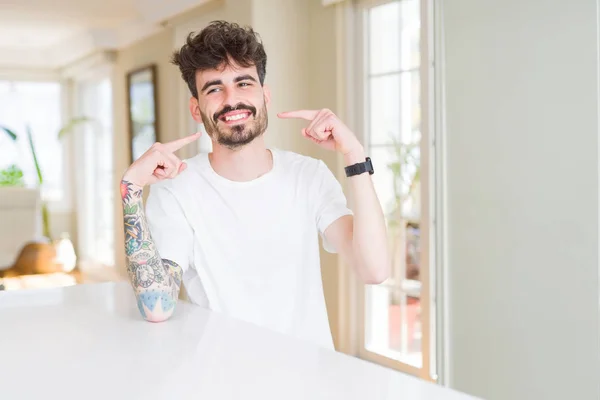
[225,113,248,122]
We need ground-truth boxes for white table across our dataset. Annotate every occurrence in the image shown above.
[0,282,478,400]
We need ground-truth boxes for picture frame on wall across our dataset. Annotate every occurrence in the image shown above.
[126,64,159,163]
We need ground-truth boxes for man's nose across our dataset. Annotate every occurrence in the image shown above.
[223,87,241,108]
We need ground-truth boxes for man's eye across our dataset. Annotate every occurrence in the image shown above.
[239,82,250,87]
[208,88,220,94]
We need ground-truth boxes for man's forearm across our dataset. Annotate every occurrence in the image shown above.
[121,180,183,322]
[344,148,391,283]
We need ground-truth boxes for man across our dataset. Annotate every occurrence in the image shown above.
[120,21,389,350]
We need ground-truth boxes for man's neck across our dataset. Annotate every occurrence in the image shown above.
[209,137,273,182]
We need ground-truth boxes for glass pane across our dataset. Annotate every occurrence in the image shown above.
[400,71,421,145]
[369,0,420,75]
[368,71,420,146]
[400,0,421,71]
[368,74,400,145]
[365,284,422,367]
[369,2,400,75]
[370,145,420,222]
[371,146,398,218]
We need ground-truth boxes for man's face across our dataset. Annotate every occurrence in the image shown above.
[191,61,269,150]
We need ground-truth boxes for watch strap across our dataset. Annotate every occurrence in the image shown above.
[345,157,374,177]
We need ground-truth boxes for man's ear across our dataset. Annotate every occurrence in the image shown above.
[263,84,271,107]
[189,97,202,123]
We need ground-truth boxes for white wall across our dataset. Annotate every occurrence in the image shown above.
[442,1,600,399]
[251,0,312,152]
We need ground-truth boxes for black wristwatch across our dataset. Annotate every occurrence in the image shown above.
[345,157,374,177]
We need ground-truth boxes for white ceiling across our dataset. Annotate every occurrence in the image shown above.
[0,1,138,48]
[0,0,210,69]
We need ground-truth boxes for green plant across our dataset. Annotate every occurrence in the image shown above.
[0,164,25,187]
[1,118,93,240]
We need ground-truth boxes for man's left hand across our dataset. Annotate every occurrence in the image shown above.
[278,109,363,157]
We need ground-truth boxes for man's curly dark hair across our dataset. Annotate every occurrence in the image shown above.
[171,20,267,99]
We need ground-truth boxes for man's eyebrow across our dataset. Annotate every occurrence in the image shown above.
[234,75,257,83]
[201,75,257,93]
[201,79,222,93]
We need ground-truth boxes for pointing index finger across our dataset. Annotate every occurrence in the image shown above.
[277,110,318,121]
[162,132,202,153]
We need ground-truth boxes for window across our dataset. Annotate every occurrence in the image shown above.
[355,0,436,381]
[75,77,115,267]
[0,81,63,201]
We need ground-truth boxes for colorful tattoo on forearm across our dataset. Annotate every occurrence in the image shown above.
[121,179,183,318]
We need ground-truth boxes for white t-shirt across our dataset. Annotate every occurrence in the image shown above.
[145,148,352,350]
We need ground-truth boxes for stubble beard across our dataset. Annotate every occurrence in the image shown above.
[201,102,269,150]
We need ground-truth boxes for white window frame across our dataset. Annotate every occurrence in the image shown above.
[344,0,439,382]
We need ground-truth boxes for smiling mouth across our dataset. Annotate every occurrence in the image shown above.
[219,111,252,125]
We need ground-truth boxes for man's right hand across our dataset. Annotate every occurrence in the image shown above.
[122,132,202,188]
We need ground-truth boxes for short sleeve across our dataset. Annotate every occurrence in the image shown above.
[145,184,194,273]
[313,160,353,253]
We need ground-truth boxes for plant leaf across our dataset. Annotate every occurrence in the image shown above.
[26,125,44,185]
[57,116,93,139]
[0,126,18,141]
